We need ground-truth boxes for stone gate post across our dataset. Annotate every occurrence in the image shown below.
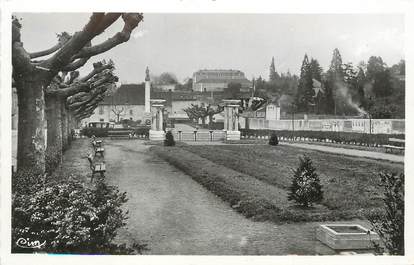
[223,99,241,140]
[149,99,166,141]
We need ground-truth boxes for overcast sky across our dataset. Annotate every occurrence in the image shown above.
[16,13,404,83]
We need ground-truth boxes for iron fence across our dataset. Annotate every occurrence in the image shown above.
[174,130,226,142]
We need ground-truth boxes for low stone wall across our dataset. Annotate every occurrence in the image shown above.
[245,118,405,135]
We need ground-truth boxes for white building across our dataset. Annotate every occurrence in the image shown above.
[192,69,252,92]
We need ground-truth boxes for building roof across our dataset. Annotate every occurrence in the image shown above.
[195,69,244,74]
[101,83,146,105]
[195,78,252,85]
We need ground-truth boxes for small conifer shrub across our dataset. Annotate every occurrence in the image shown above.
[288,155,323,207]
[269,132,279,145]
[164,131,175,146]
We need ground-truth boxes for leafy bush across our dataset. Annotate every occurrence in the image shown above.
[133,127,150,138]
[12,176,147,254]
[268,132,279,145]
[288,155,323,207]
[164,131,175,146]
[12,169,46,196]
[368,172,404,255]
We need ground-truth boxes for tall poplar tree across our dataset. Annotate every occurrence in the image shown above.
[295,54,314,113]
[269,56,279,81]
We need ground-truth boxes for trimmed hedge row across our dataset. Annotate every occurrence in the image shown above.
[81,126,150,138]
[240,129,405,147]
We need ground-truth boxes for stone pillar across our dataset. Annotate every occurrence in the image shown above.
[158,108,163,131]
[223,99,241,141]
[145,80,150,113]
[149,99,166,141]
[223,107,228,130]
[144,67,152,126]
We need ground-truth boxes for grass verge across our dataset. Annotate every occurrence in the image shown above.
[150,145,369,223]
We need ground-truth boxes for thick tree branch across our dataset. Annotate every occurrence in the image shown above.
[73,94,106,116]
[40,13,105,73]
[46,82,91,98]
[80,60,114,82]
[93,13,122,35]
[12,42,34,75]
[29,32,71,59]
[61,57,90,72]
[68,81,113,110]
[71,13,143,60]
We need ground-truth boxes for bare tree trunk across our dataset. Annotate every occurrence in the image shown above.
[45,96,63,172]
[67,111,73,145]
[61,104,68,150]
[16,76,46,174]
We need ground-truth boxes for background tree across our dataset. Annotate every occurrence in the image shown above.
[295,54,315,113]
[326,48,345,115]
[152,72,178,86]
[183,104,208,125]
[254,76,266,91]
[309,58,323,82]
[224,82,241,99]
[12,13,143,173]
[269,56,279,82]
[175,77,193,91]
[111,106,125,123]
[321,79,335,114]
[206,105,224,128]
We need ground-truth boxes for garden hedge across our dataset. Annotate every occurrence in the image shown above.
[240,129,404,147]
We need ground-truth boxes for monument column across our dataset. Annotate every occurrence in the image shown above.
[223,99,241,141]
[144,67,152,126]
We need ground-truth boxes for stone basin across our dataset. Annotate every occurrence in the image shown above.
[316,224,380,250]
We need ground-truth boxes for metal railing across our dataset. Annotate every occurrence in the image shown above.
[174,130,226,142]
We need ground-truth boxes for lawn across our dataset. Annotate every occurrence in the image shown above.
[151,143,403,223]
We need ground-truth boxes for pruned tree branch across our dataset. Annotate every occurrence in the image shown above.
[47,82,91,98]
[93,13,122,35]
[67,71,80,84]
[29,32,71,59]
[41,13,142,74]
[61,57,90,72]
[80,60,114,82]
[70,13,143,60]
[47,61,117,99]
[68,82,112,111]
